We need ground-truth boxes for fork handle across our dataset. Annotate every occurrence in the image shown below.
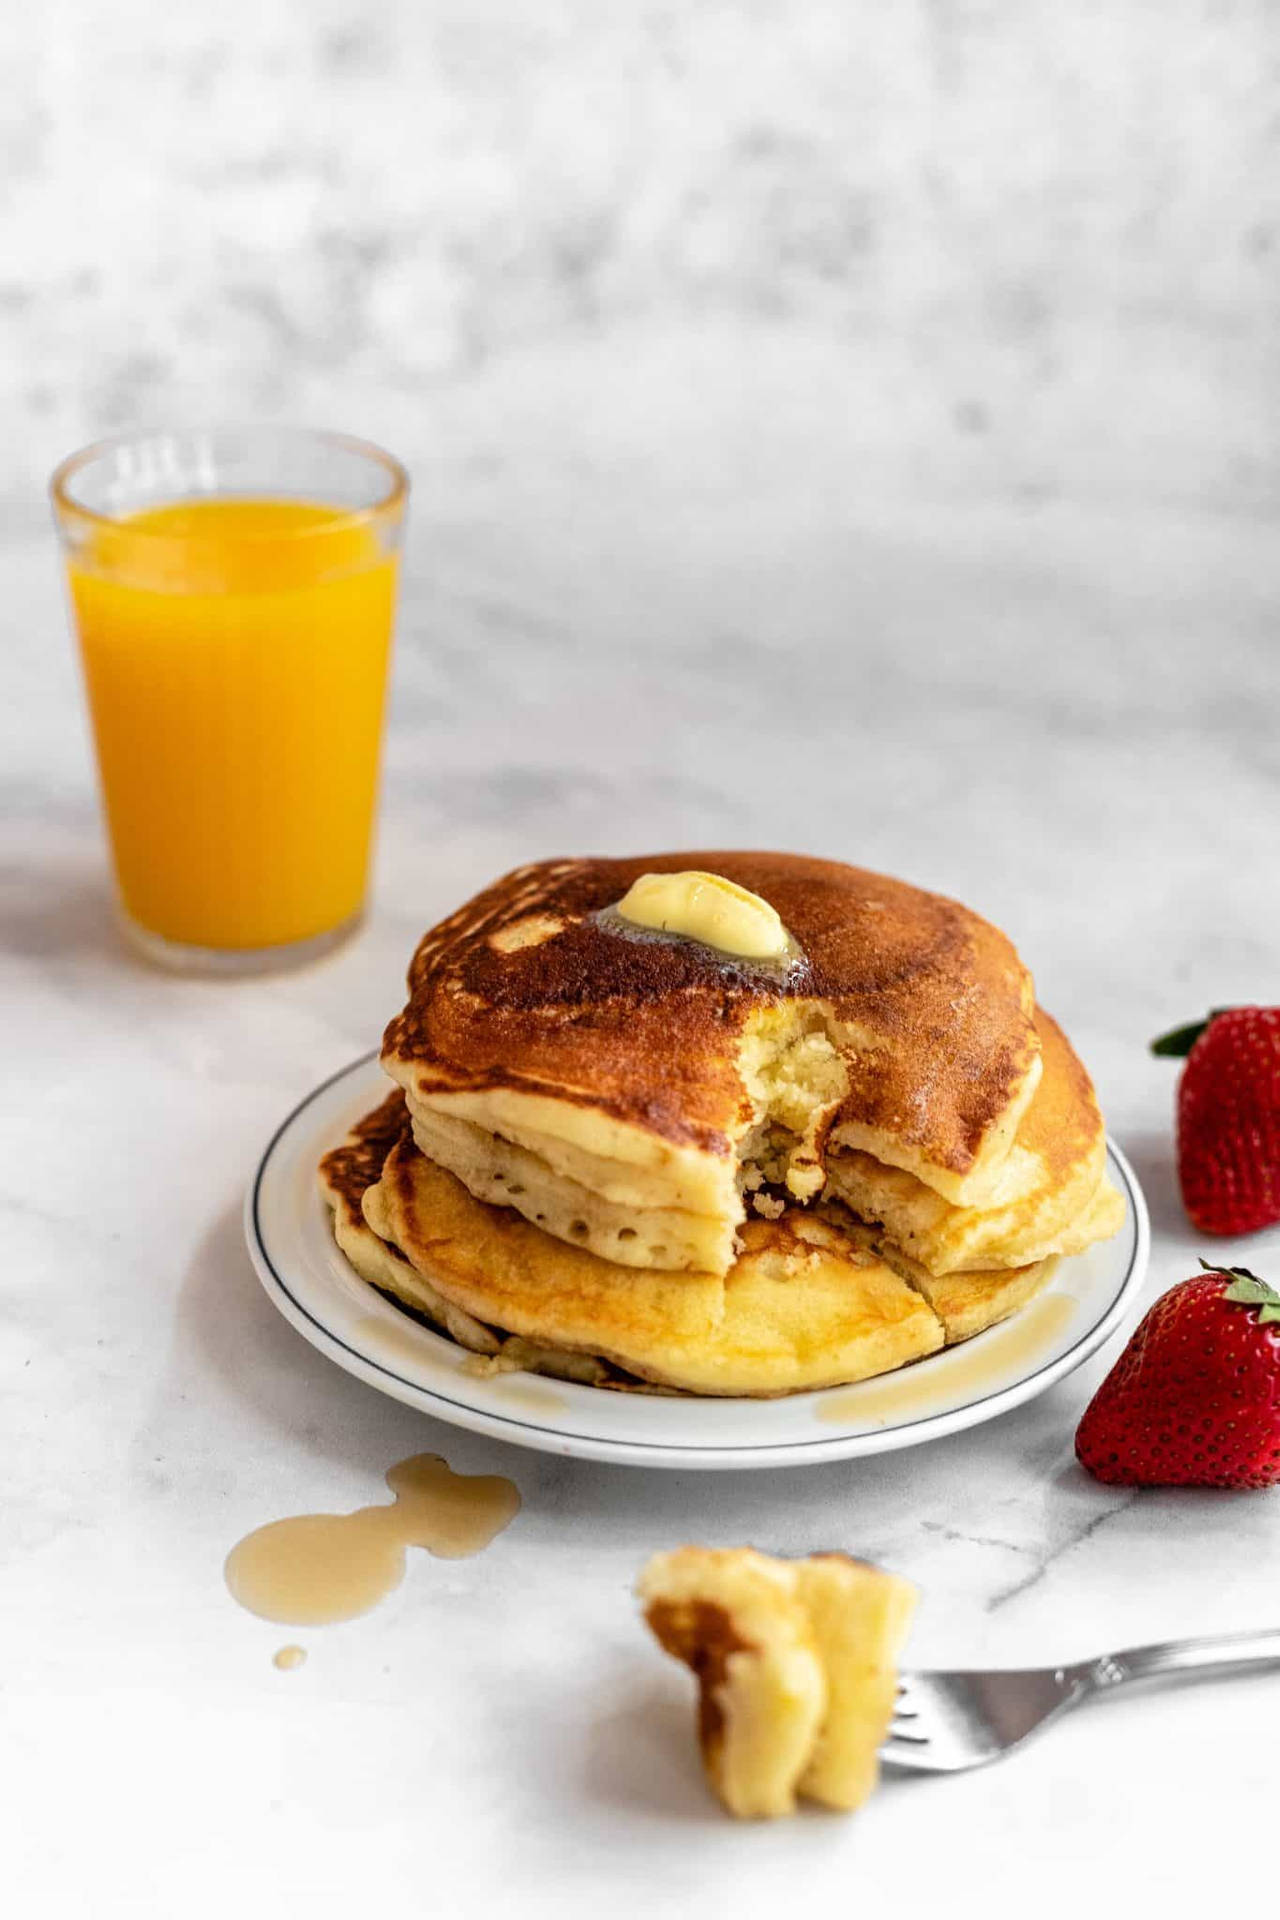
[1076,1628,1280,1694]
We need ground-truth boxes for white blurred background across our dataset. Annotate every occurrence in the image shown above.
[5,1,1277,507]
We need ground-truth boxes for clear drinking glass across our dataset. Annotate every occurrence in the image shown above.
[50,427,408,973]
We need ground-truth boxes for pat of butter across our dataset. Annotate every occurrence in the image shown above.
[614,871,789,960]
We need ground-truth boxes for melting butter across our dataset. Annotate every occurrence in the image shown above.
[818,1294,1080,1425]
[224,1454,521,1627]
[614,870,789,960]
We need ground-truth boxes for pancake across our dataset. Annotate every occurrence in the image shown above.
[323,1099,1094,1388]
[363,1131,946,1396]
[319,1090,499,1352]
[642,1547,827,1818]
[406,1102,735,1274]
[871,1237,1058,1344]
[788,1553,916,1812]
[825,1007,1125,1278]
[318,1092,634,1389]
[382,853,1043,1275]
[639,1547,916,1818]
[324,853,1125,1395]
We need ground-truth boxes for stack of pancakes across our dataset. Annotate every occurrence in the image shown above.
[321,853,1124,1397]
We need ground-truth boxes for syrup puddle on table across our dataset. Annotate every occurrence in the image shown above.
[225,1454,521,1627]
[818,1293,1080,1425]
[273,1645,307,1671]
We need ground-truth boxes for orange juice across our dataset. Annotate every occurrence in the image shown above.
[68,498,398,952]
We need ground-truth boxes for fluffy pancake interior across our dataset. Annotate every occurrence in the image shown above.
[392,997,1118,1293]
[792,1554,917,1812]
[405,1100,738,1275]
[400,998,860,1276]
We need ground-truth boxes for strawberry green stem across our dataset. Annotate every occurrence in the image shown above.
[1150,1009,1233,1057]
[1201,1260,1280,1323]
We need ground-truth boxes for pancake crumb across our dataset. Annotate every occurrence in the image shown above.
[751,1192,786,1220]
[461,1352,512,1378]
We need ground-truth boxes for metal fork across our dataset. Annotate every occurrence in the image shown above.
[883,1629,1280,1772]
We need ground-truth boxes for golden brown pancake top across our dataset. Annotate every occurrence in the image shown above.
[382,852,1037,1176]
[833,1007,1105,1214]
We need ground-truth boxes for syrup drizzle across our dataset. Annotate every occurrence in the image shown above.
[818,1293,1080,1424]
[225,1454,521,1627]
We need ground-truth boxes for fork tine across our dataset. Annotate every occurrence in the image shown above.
[878,1731,937,1768]
[891,1674,920,1721]
[885,1671,938,1763]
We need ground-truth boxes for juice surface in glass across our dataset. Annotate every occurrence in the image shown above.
[68,496,398,954]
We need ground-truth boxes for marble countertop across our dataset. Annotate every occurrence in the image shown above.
[6,363,1279,1915]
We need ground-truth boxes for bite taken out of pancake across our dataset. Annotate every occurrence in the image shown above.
[363,1131,947,1396]
[320,1090,1064,1398]
[380,853,1046,1278]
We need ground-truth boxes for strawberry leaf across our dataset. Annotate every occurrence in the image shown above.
[1212,1261,1280,1313]
[1222,1278,1277,1303]
[1151,1009,1233,1057]
[1200,1259,1280,1318]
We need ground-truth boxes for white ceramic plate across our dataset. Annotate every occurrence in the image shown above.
[246,1055,1150,1470]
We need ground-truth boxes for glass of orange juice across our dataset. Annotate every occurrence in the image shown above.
[51,427,407,972]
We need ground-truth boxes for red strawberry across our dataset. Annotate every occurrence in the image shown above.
[1152,1006,1280,1234]
[1076,1263,1280,1488]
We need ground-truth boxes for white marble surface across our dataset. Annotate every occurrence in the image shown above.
[6,375,1280,1915]
[5,6,1280,1914]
